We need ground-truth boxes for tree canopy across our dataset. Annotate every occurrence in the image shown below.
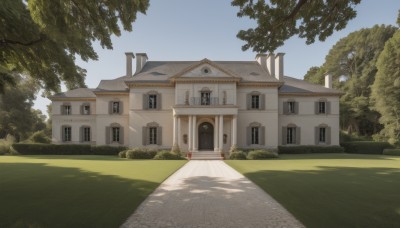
[0,0,149,95]
[232,0,361,53]
[371,30,400,145]
[303,25,398,136]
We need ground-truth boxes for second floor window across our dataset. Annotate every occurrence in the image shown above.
[112,102,120,114]
[288,101,295,114]
[201,92,211,105]
[83,105,90,115]
[251,95,260,109]
[318,101,326,114]
[64,105,71,115]
[149,94,157,109]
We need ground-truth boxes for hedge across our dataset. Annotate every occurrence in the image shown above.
[153,150,184,160]
[11,144,127,155]
[340,141,393,154]
[229,151,247,160]
[382,149,400,156]
[247,150,278,159]
[278,145,344,154]
[126,148,157,159]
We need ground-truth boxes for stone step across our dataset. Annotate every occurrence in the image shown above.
[190,152,224,160]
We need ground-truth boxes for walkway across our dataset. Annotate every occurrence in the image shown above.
[121,160,304,228]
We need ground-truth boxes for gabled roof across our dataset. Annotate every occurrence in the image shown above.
[279,76,342,95]
[50,88,96,99]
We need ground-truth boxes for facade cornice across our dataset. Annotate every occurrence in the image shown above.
[238,82,284,87]
[170,77,241,83]
[93,91,129,95]
[49,97,96,101]
[126,82,175,87]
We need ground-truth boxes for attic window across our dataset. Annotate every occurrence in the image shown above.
[201,67,211,74]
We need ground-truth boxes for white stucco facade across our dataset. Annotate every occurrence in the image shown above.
[51,53,342,152]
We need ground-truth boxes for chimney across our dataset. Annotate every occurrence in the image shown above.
[135,53,148,74]
[255,53,268,72]
[266,53,275,78]
[125,52,134,77]
[325,74,332,89]
[274,53,285,80]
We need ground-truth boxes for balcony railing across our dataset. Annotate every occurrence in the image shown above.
[187,97,220,106]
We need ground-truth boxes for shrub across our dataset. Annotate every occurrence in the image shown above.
[126,148,157,159]
[0,135,16,154]
[91,145,127,155]
[153,150,184,160]
[340,141,394,154]
[29,131,51,144]
[11,144,91,155]
[382,149,400,156]
[247,150,278,159]
[118,150,128,158]
[278,145,345,154]
[229,151,247,160]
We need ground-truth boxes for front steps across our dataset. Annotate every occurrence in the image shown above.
[190,151,224,160]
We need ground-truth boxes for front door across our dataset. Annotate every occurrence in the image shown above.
[198,122,214,150]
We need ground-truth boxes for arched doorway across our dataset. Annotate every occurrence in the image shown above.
[198,122,214,150]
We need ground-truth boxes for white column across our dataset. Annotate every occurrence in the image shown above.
[214,115,219,152]
[188,115,192,151]
[192,115,197,151]
[232,115,237,147]
[219,115,224,152]
[177,117,181,147]
[173,115,178,146]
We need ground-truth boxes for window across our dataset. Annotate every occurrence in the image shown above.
[149,94,157,109]
[112,127,120,142]
[251,127,259,144]
[223,134,228,144]
[319,127,326,143]
[287,127,296,144]
[318,101,326,114]
[201,92,211,105]
[83,105,90,115]
[288,102,295,114]
[251,95,260,109]
[112,102,120,114]
[64,105,71,115]
[83,127,91,142]
[183,134,188,144]
[149,127,157,144]
[63,126,71,142]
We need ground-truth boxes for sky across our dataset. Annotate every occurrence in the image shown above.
[34,0,400,116]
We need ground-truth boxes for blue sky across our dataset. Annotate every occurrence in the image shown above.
[34,0,400,116]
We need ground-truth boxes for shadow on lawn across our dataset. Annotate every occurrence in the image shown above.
[243,166,400,228]
[18,155,124,161]
[0,163,157,228]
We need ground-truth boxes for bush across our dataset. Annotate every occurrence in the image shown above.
[0,135,16,154]
[229,151,247,160]
[126,148,157,159]
[382,149,400,156]
[29,131,51,144]
[153,150,184,160]
[91,145,127,155]
[340,141,394,154]
[118,150,128,158]
[278,145,345,154]
[247,150,278,159]
[11,144,91,155]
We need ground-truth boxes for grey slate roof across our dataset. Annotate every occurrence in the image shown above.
[279,76,342,94]
[51,88,96,98]
[95,76,129,92]
[126,61,279,82]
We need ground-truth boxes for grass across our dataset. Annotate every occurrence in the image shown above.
[226,153,400,228]
[0,155,186,228]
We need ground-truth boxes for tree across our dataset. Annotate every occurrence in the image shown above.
[371,30,400,145]
[0,0,149,95]
[304,25,397,136]
[0,75,46,141]
[232,0,362,53]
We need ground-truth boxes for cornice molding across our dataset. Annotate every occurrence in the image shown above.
[49,97,96,101]
[126,82,175,88]
[238,82,283,87]
[279,92,342,97]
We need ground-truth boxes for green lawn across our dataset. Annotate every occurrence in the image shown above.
[226,154,400,228]
[0,155,186,228]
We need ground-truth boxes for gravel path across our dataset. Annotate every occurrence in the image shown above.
[121,160,304,228]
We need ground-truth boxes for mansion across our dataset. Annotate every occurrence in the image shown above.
[51,52,341,153]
